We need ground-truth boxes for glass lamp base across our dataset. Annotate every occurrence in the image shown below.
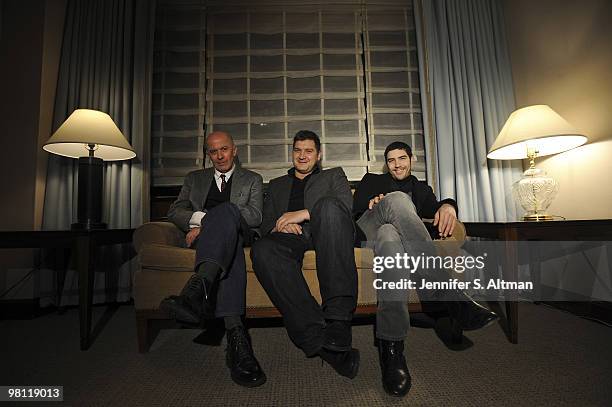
[513,167,559,222]
[521,213,554,222]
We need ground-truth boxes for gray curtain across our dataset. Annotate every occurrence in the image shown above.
[40,0,155,305]
[416,0,522,222]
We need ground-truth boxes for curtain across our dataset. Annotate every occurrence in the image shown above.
[40,0,156,306]
[416,0,522,221]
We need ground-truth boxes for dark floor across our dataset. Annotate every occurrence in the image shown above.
[1,303,612,406]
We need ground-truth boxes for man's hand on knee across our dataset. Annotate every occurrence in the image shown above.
[368,193,386,210]
[275,209,310,231]
[434,204,457,237]
[185,227,201,247]
[277,223,303,235]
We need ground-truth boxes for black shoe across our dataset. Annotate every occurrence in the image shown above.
[226,326,266,387]
[159,274,207,324]
[200,276,218,318]
[319,348,360,379]
[323,320,352,351]
[434,316,464,345]
[378,339,411,397]
[446,294,499,331]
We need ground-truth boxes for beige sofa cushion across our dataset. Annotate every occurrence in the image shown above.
[139,244,376,273]
[135,245,416,312]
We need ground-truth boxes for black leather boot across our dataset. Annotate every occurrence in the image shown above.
[323,319,352,351]
[319,348,360,379]
[226,326,266,387]
[160,271,220,325]
[378,339,411,397]
[159,274,207,324]
[445,293,499,331]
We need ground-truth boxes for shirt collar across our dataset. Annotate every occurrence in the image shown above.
[214,163,235,181]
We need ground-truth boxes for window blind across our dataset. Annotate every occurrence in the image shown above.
[364,5,426,180]
[151,1,425,185]
[152,2,208,186]
[206,7,368,182]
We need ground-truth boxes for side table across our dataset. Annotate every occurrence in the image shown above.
[0,228,134,350]
[463,219,612,344]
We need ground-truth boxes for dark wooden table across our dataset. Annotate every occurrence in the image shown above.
[0,228,134,350]
[463,219,612,344]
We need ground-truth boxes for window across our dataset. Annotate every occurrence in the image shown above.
[152,3,207,186]
[364,7,425,180]
[152,1,424,185]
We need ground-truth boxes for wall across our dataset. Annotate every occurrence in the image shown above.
[503,0,612,220]
[0,0,45,231]
[503,0,612,301]
[0,0,66,299]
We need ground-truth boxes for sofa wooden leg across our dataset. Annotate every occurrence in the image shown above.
[136,314,151,353]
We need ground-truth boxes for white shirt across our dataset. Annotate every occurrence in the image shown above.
[214,164,235,192]
[188,164,235,228]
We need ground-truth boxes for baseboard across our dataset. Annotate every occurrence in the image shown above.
[539,284,612,325]
[0,298,41,320]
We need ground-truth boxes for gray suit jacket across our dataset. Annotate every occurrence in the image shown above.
[168,165,264,233]
[261,166,352,236]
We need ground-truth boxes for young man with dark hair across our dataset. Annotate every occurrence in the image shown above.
[251,130,360,379]
[353,141,499,397]
[161,131,267,388]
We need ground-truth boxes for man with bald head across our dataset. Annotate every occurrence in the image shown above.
[162,131,266,387]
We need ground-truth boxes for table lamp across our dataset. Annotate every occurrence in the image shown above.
[43,109,136,230]
[487,105,587,221]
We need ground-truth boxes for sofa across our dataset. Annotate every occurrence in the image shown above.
[132,219,466,352]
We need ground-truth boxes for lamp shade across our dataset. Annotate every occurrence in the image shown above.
[487,105,586,160]
[43,109,136,161]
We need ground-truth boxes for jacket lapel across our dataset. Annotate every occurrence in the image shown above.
[303,170,322,209]
[230,166,244,203]
[199,169,214,209]
[276,175,293,213]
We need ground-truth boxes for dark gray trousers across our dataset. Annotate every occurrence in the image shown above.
[251,197,358,357]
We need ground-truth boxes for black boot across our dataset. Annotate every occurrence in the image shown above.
[445,293,499,331]
[378,339,411,397]
[226,326,266,387]
[159,274,207,325]
[319,348,360,379]
[323,319,352,351]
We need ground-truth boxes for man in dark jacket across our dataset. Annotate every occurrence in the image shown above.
[251,130,360,379]
[353,141,498,397]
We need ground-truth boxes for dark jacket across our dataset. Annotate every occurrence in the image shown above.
[261,166,352,236]
[353,172,458,241]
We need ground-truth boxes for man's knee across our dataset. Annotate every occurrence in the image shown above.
[376,191,418,221]
[312,196,350,218]
[382,191,415,209]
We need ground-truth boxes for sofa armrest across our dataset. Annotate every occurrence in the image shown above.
[133,222,185,254]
